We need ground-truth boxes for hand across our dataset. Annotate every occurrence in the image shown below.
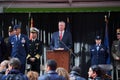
[5,68,10,75]
[30,58,35,62]
[116,56,120,60]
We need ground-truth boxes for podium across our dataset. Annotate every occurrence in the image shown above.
[46,50,70,72]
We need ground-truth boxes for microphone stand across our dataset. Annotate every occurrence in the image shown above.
[59,39,76,57]
[59,39,77,70]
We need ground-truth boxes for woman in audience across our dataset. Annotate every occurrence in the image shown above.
[88,65,103,80]
[27,71,39,80]
[56,67,70,80]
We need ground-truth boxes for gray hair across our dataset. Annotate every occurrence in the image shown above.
[9,58,21,69]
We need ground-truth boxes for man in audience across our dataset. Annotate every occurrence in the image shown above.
[0,60,9,79]
[38,59,66,80]
[1,58,28,80]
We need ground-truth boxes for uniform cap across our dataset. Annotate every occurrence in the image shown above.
[95,35,101,40]
[30,27,39,33]
[13,25,21,29]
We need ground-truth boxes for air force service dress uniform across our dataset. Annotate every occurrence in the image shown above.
[8,25,29,74]
[90,36,108,66]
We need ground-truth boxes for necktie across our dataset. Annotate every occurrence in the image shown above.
[96,44,99,51]
[60,31,62,40]
[16,36,19,41]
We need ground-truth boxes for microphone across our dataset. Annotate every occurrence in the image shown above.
[59,39,76,57]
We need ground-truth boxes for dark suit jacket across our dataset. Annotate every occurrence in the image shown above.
[50,31,72,50]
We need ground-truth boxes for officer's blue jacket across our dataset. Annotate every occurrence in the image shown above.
[9,34,29,64]
[90,44,108,65]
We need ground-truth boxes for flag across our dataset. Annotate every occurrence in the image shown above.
[104,15,111,64]
[29,18,34,40]
[66,17,71,32]
[1,21,4,37]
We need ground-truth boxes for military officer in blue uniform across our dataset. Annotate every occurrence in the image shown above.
[8,25,29,74]
[0,37,6,63]
[27,28,43,73]
[90,36,108,66]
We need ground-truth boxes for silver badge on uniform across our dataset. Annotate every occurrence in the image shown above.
[21,37,26,43]
[21,38,25,47]
[11,42,14,47]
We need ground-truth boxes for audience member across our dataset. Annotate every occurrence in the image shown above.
[56,67,70,80]
[88,65,103,80]
[1,58,28,80]
[0,60,9,79]
[69,66,86,80]
[38,59,66,80]
[27,71,39,80]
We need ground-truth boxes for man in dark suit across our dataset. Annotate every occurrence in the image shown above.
[8,25,29,74]
[90,36,108,66]
[1,58,28,80]
[50,21,72,50]
[27,27,43,73]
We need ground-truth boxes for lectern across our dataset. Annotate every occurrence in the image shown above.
[46,50,70,72]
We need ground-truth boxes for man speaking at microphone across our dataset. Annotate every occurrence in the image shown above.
[50,21,72,51]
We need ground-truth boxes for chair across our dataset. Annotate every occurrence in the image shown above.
[98,64,113,80]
